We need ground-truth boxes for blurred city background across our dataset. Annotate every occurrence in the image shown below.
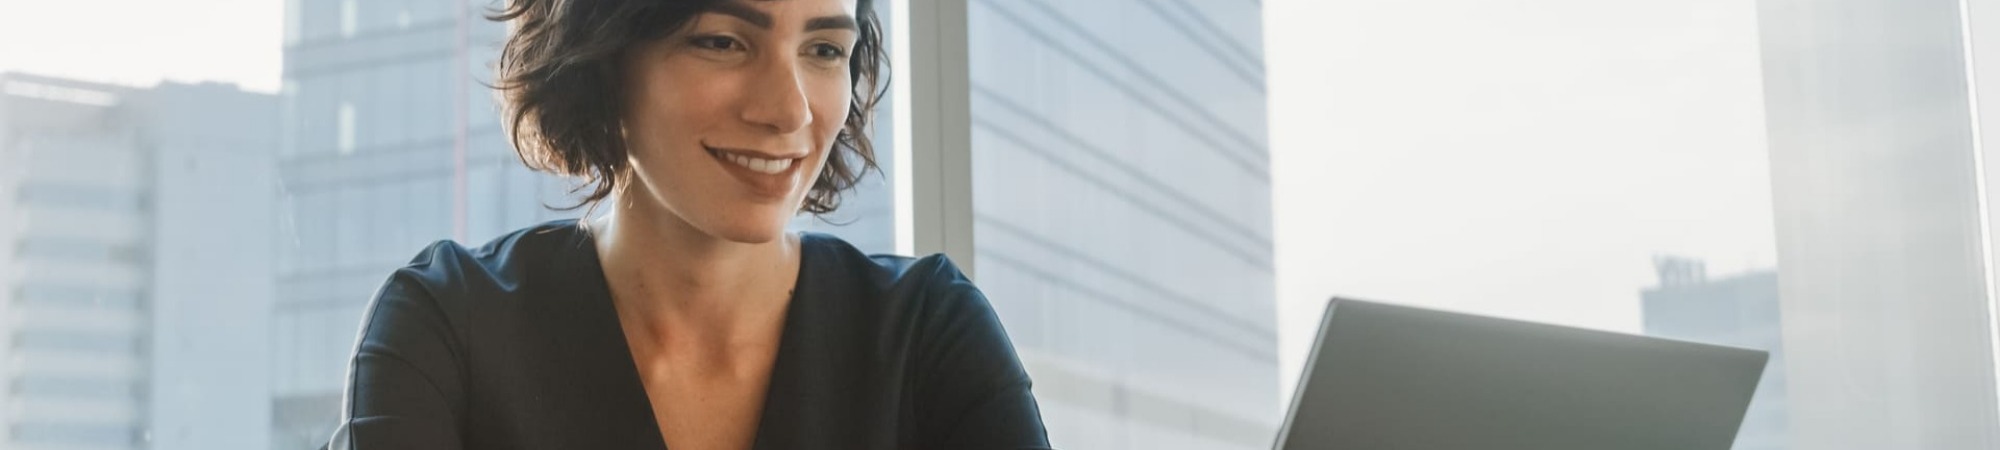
[2,0,1998,449]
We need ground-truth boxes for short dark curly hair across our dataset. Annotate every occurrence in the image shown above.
[489,0,887,215]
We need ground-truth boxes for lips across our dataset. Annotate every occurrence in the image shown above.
[706,145,806,199]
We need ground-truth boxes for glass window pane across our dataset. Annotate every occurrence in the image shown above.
[967,0,1279,447]
[1269,1,2000,450]
[14,1,2000,449]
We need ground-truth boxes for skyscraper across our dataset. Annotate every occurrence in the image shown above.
[966,1,1278,448]
[0,73,278,450]
[271,2,568,446]
[1757,0,2000,447]
[1640,258,1787,450]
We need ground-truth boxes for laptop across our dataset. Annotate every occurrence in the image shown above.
[1274,297,1768,450]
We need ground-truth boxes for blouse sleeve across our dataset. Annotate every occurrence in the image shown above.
[913,257,1055,449]
[326,270,467,449]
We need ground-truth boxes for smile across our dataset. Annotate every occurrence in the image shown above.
[715,149,797,174]
[705,145,807,199]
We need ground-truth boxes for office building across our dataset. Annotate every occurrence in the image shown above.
[273,2,564,446]
[0,72,278,450]
[966,1,1279,448]
[1757,0,2000,447]
[1641,257,1787,450]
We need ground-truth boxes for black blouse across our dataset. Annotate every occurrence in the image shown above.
[325,220,1052,449]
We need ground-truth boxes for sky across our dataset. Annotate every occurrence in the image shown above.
[0,0,284,93]
[1264,0,1776,397]
[0,0,1779,411]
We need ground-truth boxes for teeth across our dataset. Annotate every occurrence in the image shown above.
[721,151,794,174]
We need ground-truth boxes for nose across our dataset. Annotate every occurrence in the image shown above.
[739,58,814,135]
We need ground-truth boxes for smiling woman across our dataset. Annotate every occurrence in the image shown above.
[324,0,1052,449]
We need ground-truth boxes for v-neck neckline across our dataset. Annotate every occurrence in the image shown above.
[563,221,817,450]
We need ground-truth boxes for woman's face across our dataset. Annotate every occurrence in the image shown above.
[620,0,859,243]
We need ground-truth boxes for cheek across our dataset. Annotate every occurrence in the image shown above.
[810,81,853,142]
[630,71,727,159]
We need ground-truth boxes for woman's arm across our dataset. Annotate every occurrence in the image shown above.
[326,272,467,449]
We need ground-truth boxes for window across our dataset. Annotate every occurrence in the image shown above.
[339,0,357,38]
[6,1,1999,449]
[1269,1,2000,449]
[335,101,354,155]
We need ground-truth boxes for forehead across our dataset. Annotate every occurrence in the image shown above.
[714,0,860,17]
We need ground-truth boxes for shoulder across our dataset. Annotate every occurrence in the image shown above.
[392,220,584,289]
[799,232,984,314]
[799,232,1020,364]
[368,219,589,328]
[796,235,1040,435]
[336,222,590,447]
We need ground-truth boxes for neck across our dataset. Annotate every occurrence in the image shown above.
[590,197,800,349]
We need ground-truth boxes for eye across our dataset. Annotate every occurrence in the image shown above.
[689,35,743,52]
[808,42,849,60]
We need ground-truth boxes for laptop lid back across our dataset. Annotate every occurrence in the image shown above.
[1275,297,1768,450]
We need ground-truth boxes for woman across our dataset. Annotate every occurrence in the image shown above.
[326,0,1050,448]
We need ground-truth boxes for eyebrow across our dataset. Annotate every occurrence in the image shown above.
[707,2,858,32]
[805,15,858,32]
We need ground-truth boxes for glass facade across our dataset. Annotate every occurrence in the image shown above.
[0,74,280,450]
[272,4,525,446]
[967,0,1278,448]
[1758,0,2000,446]
[1,75,152,450]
